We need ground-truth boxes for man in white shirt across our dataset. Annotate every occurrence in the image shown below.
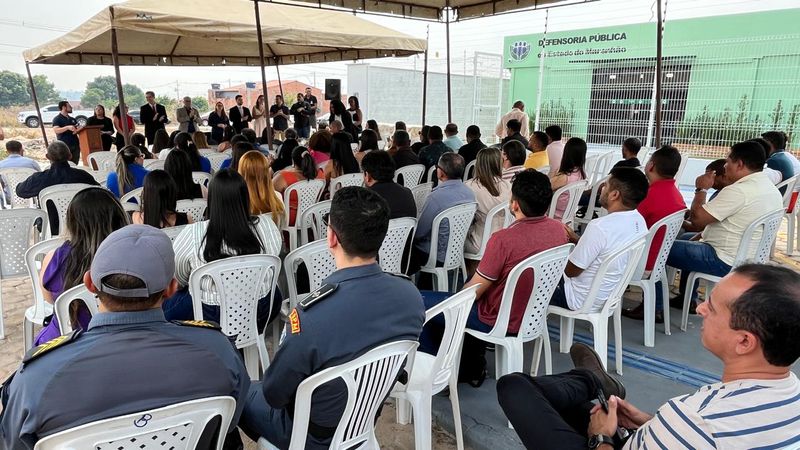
[0,140,41,205]
[550,167,649,310]
[495,101,529,139]
[669,140,782,309]
[545,125,565,177]
[442,123,464,151]
[498,263,800,450]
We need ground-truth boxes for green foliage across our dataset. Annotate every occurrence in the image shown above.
[80,76,145,110]
[0,71,30,107]
[192,96,209,112]
[535,99,576,136]
[31,75,59,104]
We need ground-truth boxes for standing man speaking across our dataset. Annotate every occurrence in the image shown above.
[139,91,168,145]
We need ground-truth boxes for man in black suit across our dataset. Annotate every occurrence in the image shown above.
[139,91,168,145]
[229,94,251,133]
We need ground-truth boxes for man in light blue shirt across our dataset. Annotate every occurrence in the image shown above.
[442,123,465,151]
[409,152,475,274]
[0,140,40,205]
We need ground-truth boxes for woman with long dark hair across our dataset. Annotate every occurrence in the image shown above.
[272,128,299,171]
[132,170,192,228]
[86,104,114,152]
[112,104,136,150]
[366,119,382,141]
[165,169,283,327]
[34,188,129,344]
[176,132,211,173]
[411,125,431,154]
[324,132,360,182]
[219,142,251,172]
[347,96,363,132]
[165,150,206,200]
[465,147,512,254]
[355,128,380,165]
[550,137,587,220]
[107,145,149,198]
[208,101,230,144]
[131,133,154,159]
[151,128,170,155]
[328,99,358,142]
[273,146,325,225]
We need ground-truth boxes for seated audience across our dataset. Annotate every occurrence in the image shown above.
[391,130,420,169]
[705,158,727,201]
[366,119,382,143]
[1,225,250,450]
[165,169,283,328]
[241,128,258,148]
[192,130,210,150]
[622,145,686,322]
[130,133,153,159]
[324,132,361,184]
[755,133,796,193]
[465,147,512,254]
[499,264,800,450]
[458,125,487,166]
[410,153,476,273]
[308,129,333,167]
[355,128,380,165]
[132,169,192,228]
[219,142,252,172]
[545,125,565,176]
[501,140,527,181]
[183,133,212,173]
[239,187,425,449]
[216,125,235,152]
[762,130,800,173]
[411,125,430,154]
[550,168,649,310]
[613,137,642,168]
[501,119,529,148]
[272,128,299,172]
[272,146,325,226]
[32,187,129,345]
[151,128,171,156]
[443,123,464,151]
[550,137,587,220]
[419,169,568,354]
[238,150,284,225]
[418,125,452,174]
[524,131,549,170]
[107,145,149,198]
[362,150,416,219]
[0,140,40,204]
[669,141,782,311]
[165,150,207,200]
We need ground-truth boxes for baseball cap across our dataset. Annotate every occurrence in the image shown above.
[90,225,176,298]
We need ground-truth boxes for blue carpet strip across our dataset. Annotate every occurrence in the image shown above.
[546,325,720,389]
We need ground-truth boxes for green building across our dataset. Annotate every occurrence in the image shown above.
[503,9,800,151]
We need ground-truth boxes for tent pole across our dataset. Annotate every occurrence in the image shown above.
[422,25,429,126]
[111,27,129,146]
[445,5,452,123]
[25,63,48,147]
[254,0,273,149]
[275,58,285,100]
[654,0,663,148]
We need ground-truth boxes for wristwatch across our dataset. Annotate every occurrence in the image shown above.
[694,188,707,193]
[588,434,614,449]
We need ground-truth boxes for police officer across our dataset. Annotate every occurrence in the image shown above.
[0,225,250,449]
[239,187,426,449]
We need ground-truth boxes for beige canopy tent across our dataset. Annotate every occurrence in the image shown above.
[22,0,427,146]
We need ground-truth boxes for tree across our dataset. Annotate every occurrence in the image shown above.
[31,75,59,103]
[192,96,209,112]
[81,88,106,109]
[0,71,31,107]
[122,83,145,109]
[80,76,146,110]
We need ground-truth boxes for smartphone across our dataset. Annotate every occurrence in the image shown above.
[597,389,609,413]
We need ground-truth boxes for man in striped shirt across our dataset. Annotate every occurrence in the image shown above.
[498,263,800,449]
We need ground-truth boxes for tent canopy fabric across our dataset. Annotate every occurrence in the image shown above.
[23,0,427,66]
[273,0,595,21]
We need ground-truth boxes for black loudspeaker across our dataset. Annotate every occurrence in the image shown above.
[325,79,341,100]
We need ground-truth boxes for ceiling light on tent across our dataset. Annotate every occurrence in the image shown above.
[221,58,227,65]
[162,57,167,63]
[609,74,617,80]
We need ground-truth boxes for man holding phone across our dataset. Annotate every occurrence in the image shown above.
[497,264,800,449]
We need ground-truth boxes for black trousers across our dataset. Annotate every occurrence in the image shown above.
[497,370,601,450]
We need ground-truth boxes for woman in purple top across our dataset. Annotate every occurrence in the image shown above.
[34,188,130,344]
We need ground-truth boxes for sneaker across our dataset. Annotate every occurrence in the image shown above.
[570,343,626,399]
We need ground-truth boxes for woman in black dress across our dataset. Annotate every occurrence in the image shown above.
[85,105,114,152]
[207,101,230,144]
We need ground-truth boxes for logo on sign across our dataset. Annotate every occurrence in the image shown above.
[509,41,531,61]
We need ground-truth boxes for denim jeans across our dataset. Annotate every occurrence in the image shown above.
[657,233,732,308]
[417,290,492,355]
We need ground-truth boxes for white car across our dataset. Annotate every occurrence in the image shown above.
[18,104,94,128]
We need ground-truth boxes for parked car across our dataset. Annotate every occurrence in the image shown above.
[17,104,95,128]
[200,111,212,127]
[128,109,141,125]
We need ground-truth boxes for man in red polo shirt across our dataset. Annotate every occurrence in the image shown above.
[623,145,686,323]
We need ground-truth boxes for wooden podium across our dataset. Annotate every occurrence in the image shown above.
[76,125,105,166]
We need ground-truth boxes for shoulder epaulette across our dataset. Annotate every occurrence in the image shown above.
[23,329,82,365]
[385,272,412,281]
[172,320,222,331]
[299,283,338,310]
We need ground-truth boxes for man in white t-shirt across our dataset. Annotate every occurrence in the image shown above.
[498,263,800,450]
[545,125,565,177]
[550,167,649,311]
[668,140,782,310]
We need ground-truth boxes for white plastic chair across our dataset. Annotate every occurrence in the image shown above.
[462,160,477,181]
[574,175,609,232]
[258,340,418,450]
[379,217,417,274]
[54,284,99,334]
[34,396,236,450]
[547,180,589,226]
[674,151,689,184]
[176,199,207,222]
[0,208,47,341]
[627,209,686,347]
[418,202,477,292]
[88,151,116,172]
[329,173,364,197]
[467,244,573,379]
[283,240,337,313]
[679,208,784,331]
[282,179,325,252]
[394,164,425,189]
[464,202,513,262]
[23,237,63,350]
[299,200,332,246]
[426,165,437,183]
[784,180,800,255]
[161,224,188,243]
[775,175,798,254]
[548,237,647,374]
[120,186,143,204]
[206,153,230,173]
[38,183,94,237]
[587,151,616,185]
[142,158,166,171]
[0,167,37,208]
[410,182,433,218]
[190,254,281,380]
[391,286,478,450]
[192,171,212,188]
